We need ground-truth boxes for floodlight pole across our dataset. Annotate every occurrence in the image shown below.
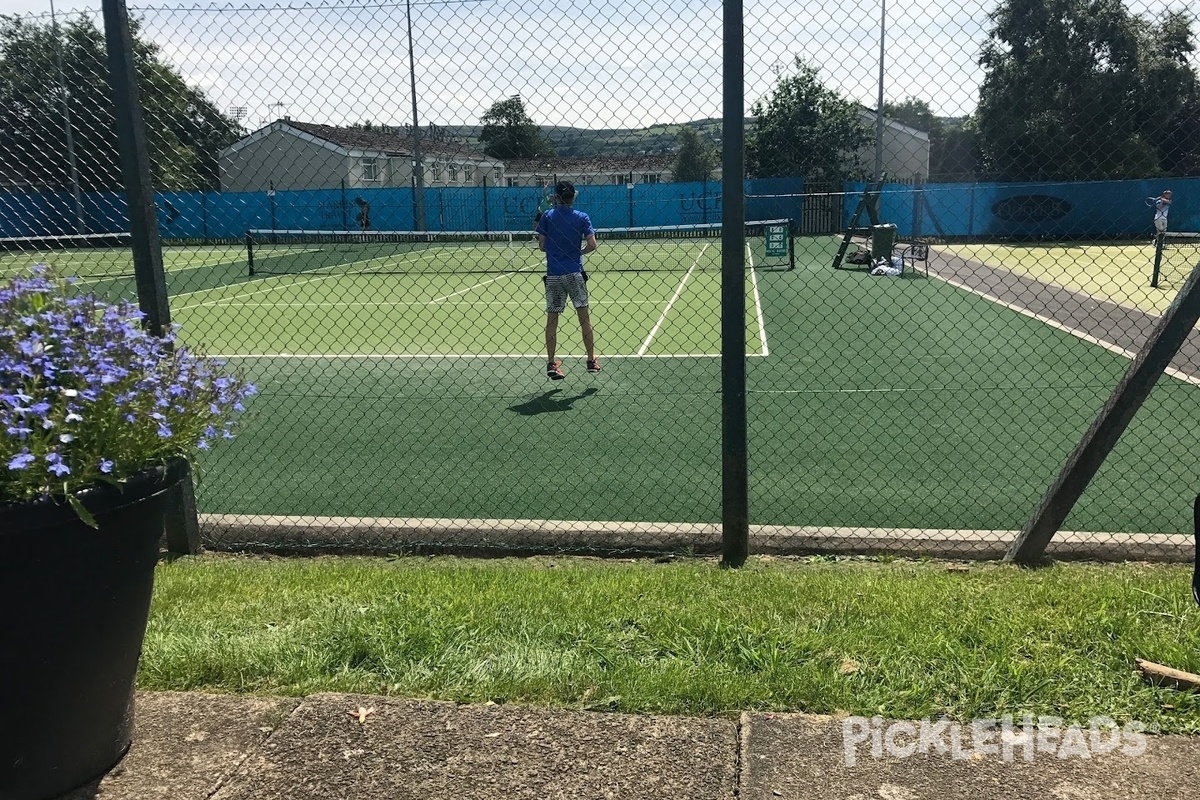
[51,0,86,234]
[406,0,426,231]
[874,0,886,183]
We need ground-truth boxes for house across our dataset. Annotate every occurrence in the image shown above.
[218,119,505,192]
[219,111,928,195]
[853,108,931,182]
[501,155,683,188]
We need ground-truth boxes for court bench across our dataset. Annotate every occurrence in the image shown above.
[894,238,930,277]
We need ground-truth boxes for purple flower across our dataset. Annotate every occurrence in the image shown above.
[8,451,34,470]
[2,266,252,507]
[45,453,70,477]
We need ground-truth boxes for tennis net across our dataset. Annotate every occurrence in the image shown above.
[0,233,135,279]
[1151,232,1200,288]
[246,220,795,277]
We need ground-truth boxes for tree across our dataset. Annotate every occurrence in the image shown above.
[746,57,871,182]
[478,95,555,160]
[932,120,981,182]
[672,127,716,182]
[883,97,938,135]
[884,98,980,182]
[976,0,1199,181]
[0,14,240,191]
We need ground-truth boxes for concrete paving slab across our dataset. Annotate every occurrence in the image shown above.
[213,692,737,800]
[740,711,1200,800]
[54,691,298,800]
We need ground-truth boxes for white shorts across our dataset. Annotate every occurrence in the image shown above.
[544,272,588,313]
[1155,217,1168,233]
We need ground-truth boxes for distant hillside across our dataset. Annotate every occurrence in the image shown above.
[421,114,957,159]
[430,119,727,158]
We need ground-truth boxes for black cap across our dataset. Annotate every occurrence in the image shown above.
[555,180,576,202]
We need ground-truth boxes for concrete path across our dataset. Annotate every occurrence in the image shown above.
[51,691,1200,800]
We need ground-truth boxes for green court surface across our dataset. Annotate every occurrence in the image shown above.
[170,263,768,358]
[940,239,1192,315]
[9,233,1200,536]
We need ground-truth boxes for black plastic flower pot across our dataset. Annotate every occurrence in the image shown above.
[0,459,188,800]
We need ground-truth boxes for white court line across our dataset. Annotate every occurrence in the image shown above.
[929,266,1200,388]
[637,244,707,356]
[427,265,538,303]
[750,384,1119,395]
[210,352,770,359]
[206,299,666,308]
[748,243,769,356]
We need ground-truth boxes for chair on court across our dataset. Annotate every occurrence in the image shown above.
[894,239,930,277]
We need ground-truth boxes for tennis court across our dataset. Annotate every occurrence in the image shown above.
[172,229,778,358]
[8,228,1200,537]
[939,238,1197,315]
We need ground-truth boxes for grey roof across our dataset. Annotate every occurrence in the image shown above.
[282,121,487,159]
[504,154,675,174]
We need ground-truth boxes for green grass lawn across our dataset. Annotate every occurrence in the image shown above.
[142,554,1200,733]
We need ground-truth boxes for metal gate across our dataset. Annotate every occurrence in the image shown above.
[801,181,844,235]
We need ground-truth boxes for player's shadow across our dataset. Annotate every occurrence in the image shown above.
[509,387,599,416]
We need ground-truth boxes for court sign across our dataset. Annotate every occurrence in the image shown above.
[765,224,788,257]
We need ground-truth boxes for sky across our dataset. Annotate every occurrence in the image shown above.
[6,0,1195,134]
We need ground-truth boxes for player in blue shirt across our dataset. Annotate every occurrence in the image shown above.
[536,180,600,379]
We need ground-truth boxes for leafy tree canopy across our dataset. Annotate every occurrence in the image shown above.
[883,98,981,182]
[882,98,939,135]
[478,95,556,160]
[672,127,716,182]
[0,14,240,191]
[746,57,871,182]
[977,0,1199,180]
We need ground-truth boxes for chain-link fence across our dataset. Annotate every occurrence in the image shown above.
[3,0,1199,560]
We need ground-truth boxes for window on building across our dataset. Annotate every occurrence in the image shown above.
[506,177,521,187]
[361,157,378,182]
[432,159,444,183]
[449,164,460,184]
[640,173,661,184]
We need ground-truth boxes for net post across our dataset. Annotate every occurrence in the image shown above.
[789,220,796,271]
[1151,232,1165,288]
[246,230,255,276]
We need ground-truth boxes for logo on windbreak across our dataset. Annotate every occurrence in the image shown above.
[991,194,1073,223]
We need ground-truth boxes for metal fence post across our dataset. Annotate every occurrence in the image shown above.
[102,0,200,556]
[1007,258,1200,565]
[721,0,748,568]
